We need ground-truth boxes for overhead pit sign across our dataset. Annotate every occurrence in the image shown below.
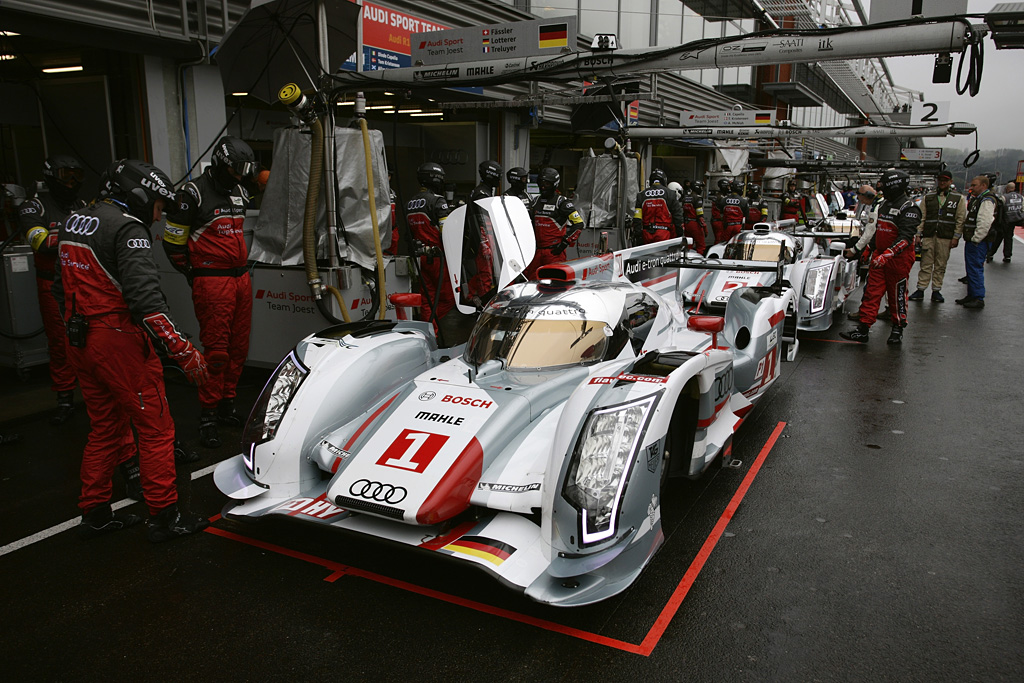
[680,110,776,127]
[901,148,942,161]
[412,16,577,65]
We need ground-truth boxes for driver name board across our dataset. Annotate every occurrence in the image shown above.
[412,16,577,65]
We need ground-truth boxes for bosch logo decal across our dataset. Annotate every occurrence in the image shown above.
[65,215,100,236]
[349,479,408,504]
[441,395,493,409]
[418,391,436,401]
[125,238,151,249]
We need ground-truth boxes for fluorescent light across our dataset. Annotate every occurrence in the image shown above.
[397,109,422,114]
[42,65,82,74]
[231,92,248,97]
[365,105,393,110]
[384,91,395,96]
[1,31,20,37]
[0,55,15,61]
[335,101,354,106]
[410,112,443,117]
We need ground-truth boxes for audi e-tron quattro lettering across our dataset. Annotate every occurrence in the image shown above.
[215,196,795,606]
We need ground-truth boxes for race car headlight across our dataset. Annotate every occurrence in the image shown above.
[562,395,655,546]
[243,351,308,456]
[803,263,834,314]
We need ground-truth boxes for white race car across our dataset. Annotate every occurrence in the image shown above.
[215,197,796,606]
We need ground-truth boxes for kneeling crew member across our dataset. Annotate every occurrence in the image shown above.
[53,160,210,541]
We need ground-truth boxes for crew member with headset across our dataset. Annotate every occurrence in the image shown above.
[682,180,708,255]
[716,180,749,243]
[781,179,808,225]
[746,185,768,227]
[841,170,921,344]
[163,136,258,449]
[406,162,454,328]
[633,169,684,246]
[471,160,502,201]
[53,159,210,541]
[18,155,87,425]
[503,167,532,208]
[525,167,584,280]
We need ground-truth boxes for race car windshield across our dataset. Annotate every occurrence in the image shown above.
[723,239,791,262]
[465,308,611,370]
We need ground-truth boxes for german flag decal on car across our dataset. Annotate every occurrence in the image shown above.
[443,536,516,567]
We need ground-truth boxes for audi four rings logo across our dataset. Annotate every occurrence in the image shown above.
[65,215,100,236]
[407,198,427,210]
[349,479,407,504]
[418,391,436,401]
[126,238,151,249]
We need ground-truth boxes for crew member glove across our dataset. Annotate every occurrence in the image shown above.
[551,237,570,255]
[141,312,210,386]
[871,248,896,269]
[176,345,210,386]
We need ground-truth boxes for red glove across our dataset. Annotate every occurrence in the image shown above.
[871,248,895,269]
[142,312,210,385]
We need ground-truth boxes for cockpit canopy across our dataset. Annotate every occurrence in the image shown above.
[464,282,660,370]
[722,231,796,263]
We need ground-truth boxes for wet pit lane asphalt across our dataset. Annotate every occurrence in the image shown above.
[1,247,1022,682]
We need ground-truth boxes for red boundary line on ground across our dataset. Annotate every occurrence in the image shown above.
[205,421,787,657]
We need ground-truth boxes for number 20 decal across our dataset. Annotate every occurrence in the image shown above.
[376,429,449,473]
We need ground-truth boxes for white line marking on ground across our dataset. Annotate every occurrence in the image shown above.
[0,457,229,557]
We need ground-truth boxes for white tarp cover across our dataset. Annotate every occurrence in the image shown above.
[714,146,749,176]
[250,126,391,270]
[575,154,639,228]
[763,150,797,180]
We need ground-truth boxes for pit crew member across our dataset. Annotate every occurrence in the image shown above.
[682,180,708,254]
[406,162,454,326]
[840,170,921,344]
[781,179,808,226]
[633,169,684,245]
[19,155,86,424]
[525,167,584,280]
[716,181,749,243]
[163,136,257,449]
[53,159,210,541]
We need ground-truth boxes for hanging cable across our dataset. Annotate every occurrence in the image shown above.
[963,130,980,168]
[955,27,984,97]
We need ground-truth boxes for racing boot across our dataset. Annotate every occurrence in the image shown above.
[886,325,904,345]
[216,399,244,427]
[80,503,144,537]
[118,456,143,502]
[199,409,221,449]
[174,440,200,464]
[840,324,870,344]
[146,504,210,543]
[50,390,75,425]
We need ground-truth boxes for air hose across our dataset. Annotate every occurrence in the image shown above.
[279,83,350,324]
[356,102,387,320]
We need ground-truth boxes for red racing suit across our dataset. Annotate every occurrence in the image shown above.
[857,194,921,328]
[53,200,191,515]
[633,184,684,245]
[747,199,768,226]
[18,192,85,393]
[525,193,584,280]
[463,183,498,306]
[716,193,748,244]
[681,190,707,254]
[164,170,252,410]
[781,190,808,225]
[405,188,453,323]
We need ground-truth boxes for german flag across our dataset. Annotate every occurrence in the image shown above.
[754,112,772,124]
[539,23,568,49]
[443,535,516,567]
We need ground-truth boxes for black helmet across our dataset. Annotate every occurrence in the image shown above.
[479,160,502,186]
[682,178,692,190]
[749,185,761,197]
[417,162,445,192]
[692,180,704,194]
[730,181,743,194]
[538,167,560,194]
[42,154,85,204]
[787,179,798,188]
[506,166,528,186]
[879,169,909,199]
[96,159,122,200]
[108,159,175,226]
[211,136,258,192]
[717,178,731,193]
[649,169,668,186]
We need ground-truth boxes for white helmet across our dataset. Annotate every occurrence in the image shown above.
[667,181,683,201]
